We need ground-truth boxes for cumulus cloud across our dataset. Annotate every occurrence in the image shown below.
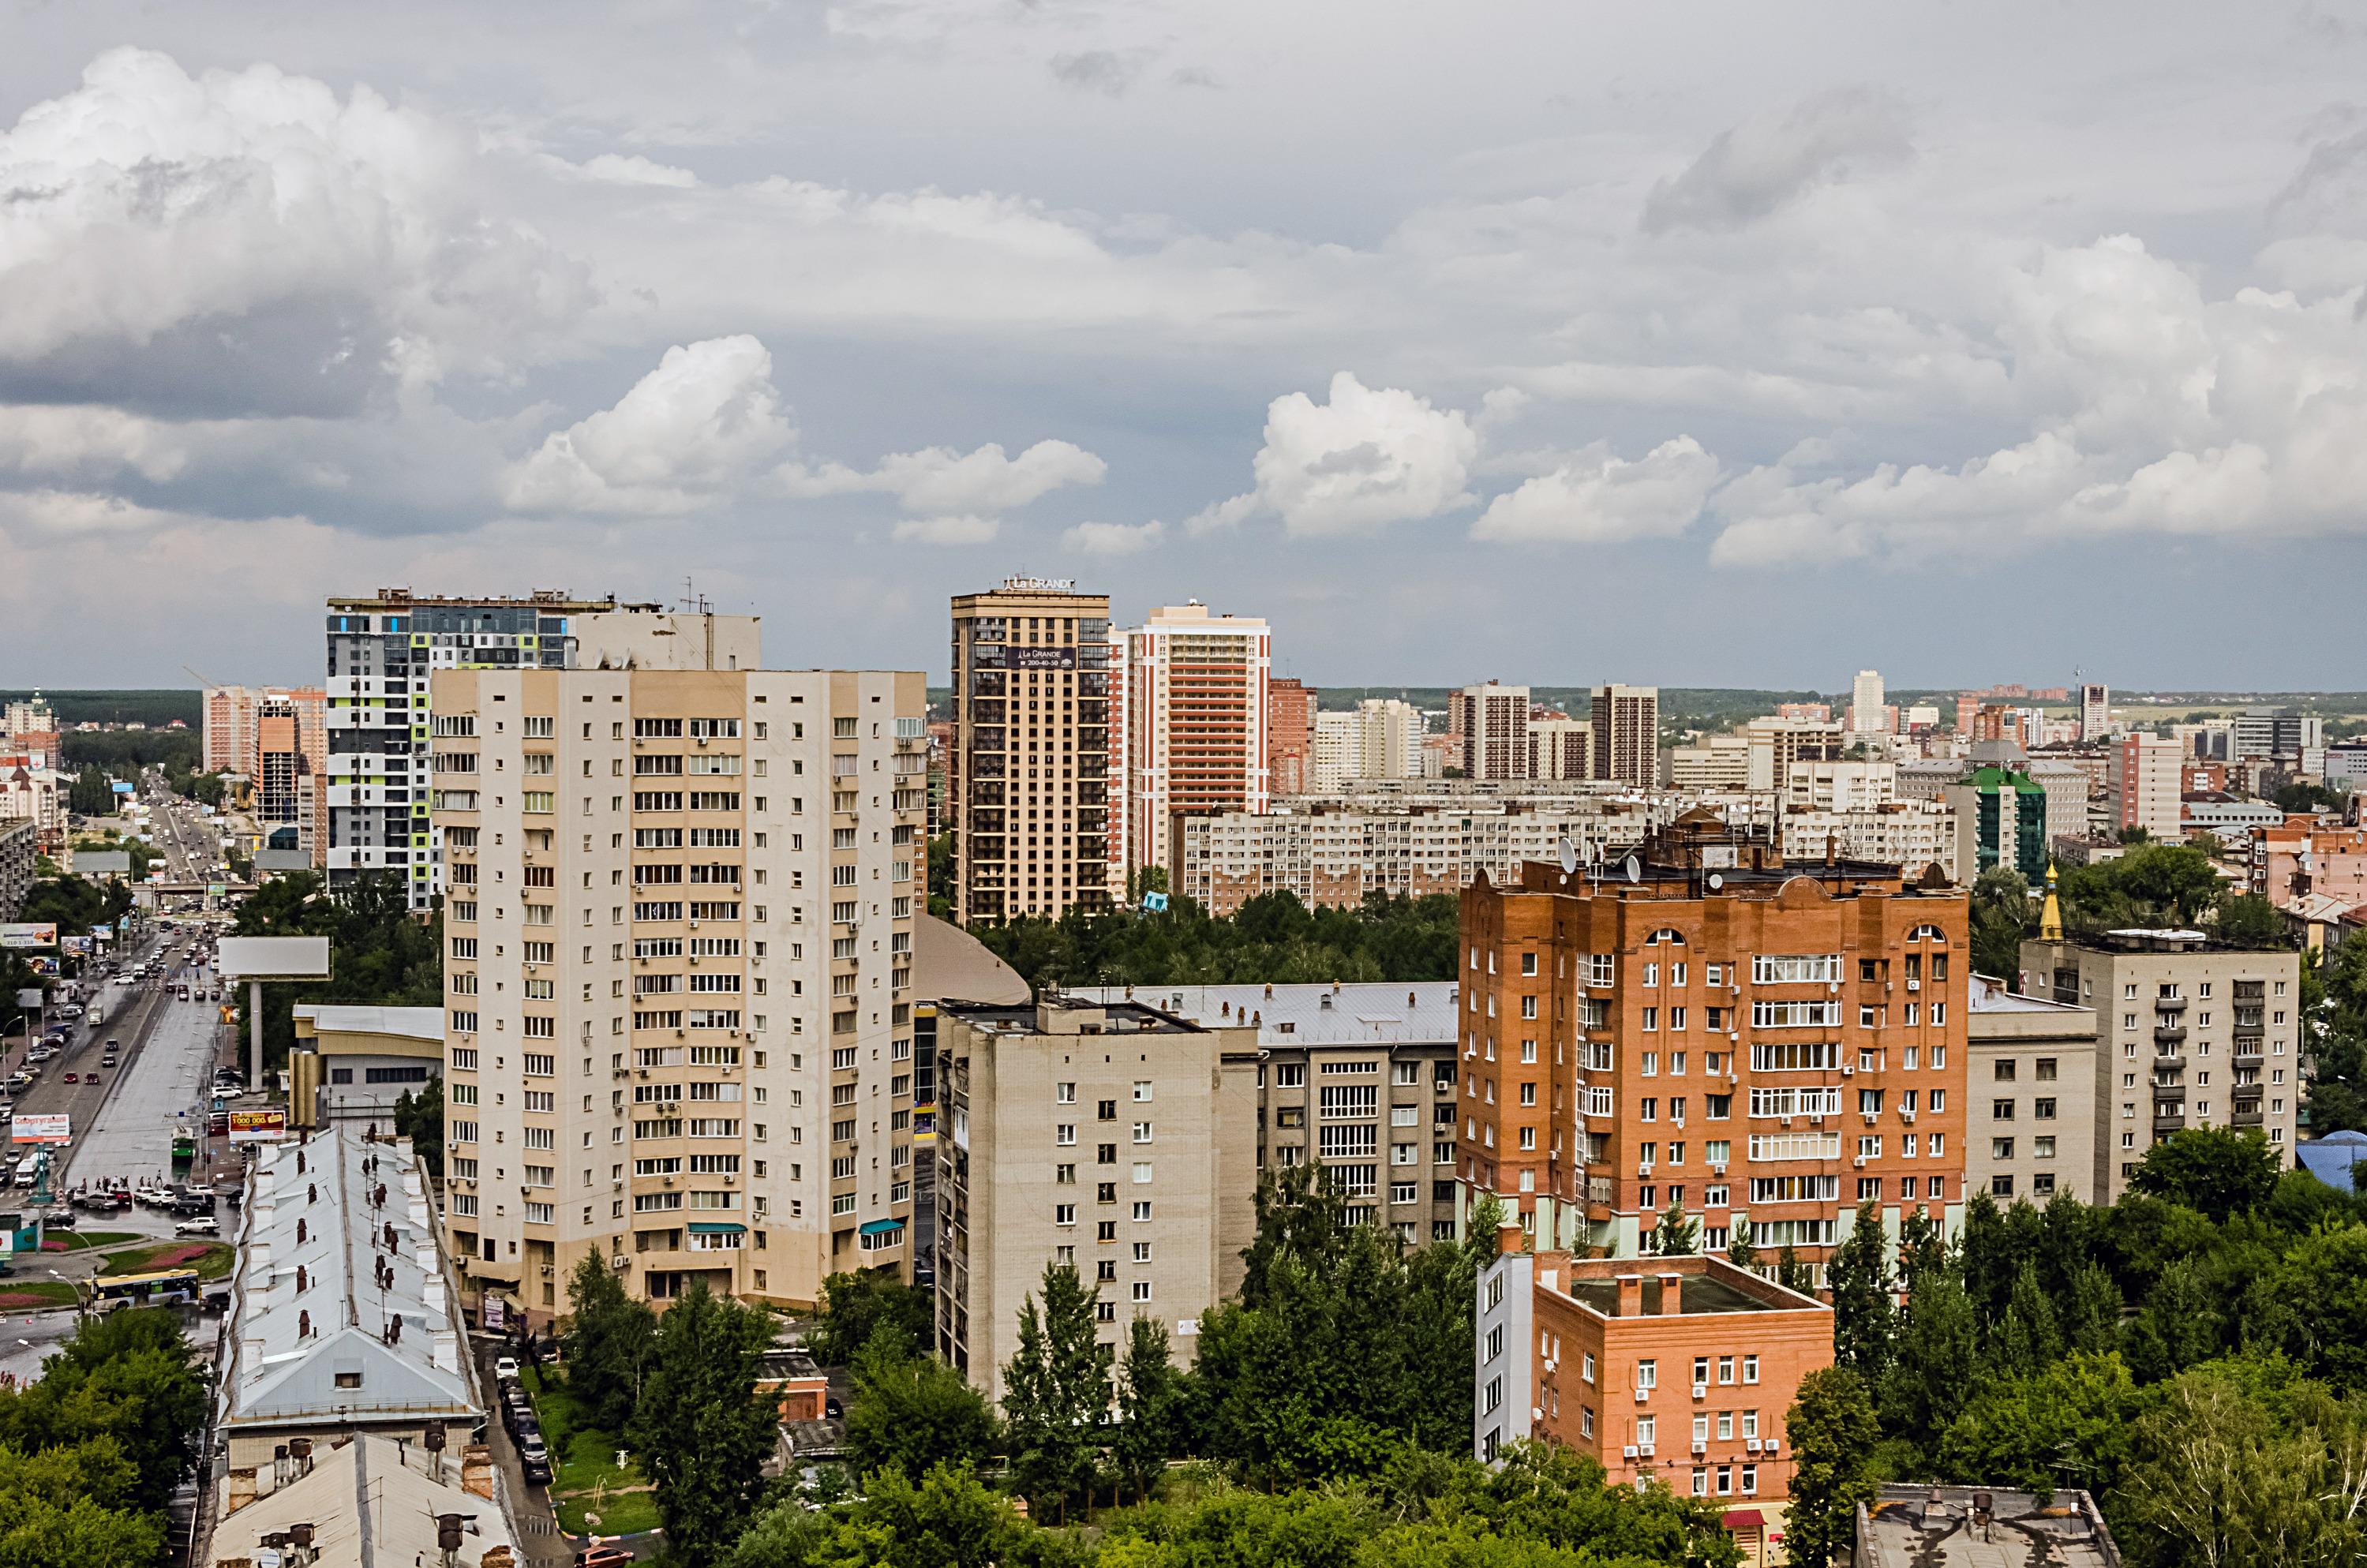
[893,515,998,544]
[1050,51,1143,96]
[1199,372,1478,537]
[781,439,1105,515]
[503,335,796,516]
[1706,234,2367,565]
[1472,437,1720,544]
[1642,87,1914,234]
[1063,518,1163,555]
[0,47,589,406]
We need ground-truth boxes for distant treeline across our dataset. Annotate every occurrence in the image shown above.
[62,728,202,774]
[0,688,201,728]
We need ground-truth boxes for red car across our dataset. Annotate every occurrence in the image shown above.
[62,1072,77,1083]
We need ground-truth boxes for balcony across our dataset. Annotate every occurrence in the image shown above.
[2152,1082,2187,1102]
[2154,1024,2187,1045]
[2154,995,2188,1015]
[2231,1103,2264,1126]
[2153,1110,2189,1133]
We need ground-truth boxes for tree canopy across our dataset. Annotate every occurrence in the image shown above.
[973,889,1459,994]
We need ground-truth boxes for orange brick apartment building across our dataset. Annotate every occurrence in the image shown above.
[1458,811,1970,1261]
[1476,1229,1832,1544]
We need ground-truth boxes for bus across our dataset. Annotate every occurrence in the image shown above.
[89,1268,202,1311]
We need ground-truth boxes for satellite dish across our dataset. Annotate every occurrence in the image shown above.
[1708,872,1725,891]
[1557,837,1579,876]
[1624,855,1642,885]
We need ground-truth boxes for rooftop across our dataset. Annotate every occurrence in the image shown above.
[914,914,1030,1006]
[292,1003,447,1046]
[940,997,1211,1038]
[206,1432,516,1568]
[2296,1130,2367,1195]
[1968,975,2088,1015]
[1069,982,1458,1046]
[222,1131,478,1435]
[1857,1485,2121,1568]
[1528,1251,1827,1320]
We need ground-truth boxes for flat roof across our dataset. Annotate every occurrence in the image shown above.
[1968,975,2088,1015]
[940,997,1203,1035]
[1069,982,1458,1046]
[1858,1485,2121,1568]
[292,1004,445,1046]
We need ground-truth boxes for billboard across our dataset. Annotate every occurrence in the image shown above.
[0,923,56,950]
[25,956,58,976]
[110,780,135,795]
[10,1114,71,1144]
[61,936,93,958]
[227,1108,289,1145]
[1009,646,1079,671]
[218,936,331,981]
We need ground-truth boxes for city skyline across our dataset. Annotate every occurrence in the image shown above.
[3,5,2365,685]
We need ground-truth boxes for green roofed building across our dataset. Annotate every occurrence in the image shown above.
[1945,765,2050,884]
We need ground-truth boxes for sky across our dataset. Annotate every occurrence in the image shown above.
[4,2,2367,690]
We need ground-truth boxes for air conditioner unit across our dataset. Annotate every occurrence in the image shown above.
[1809,1114,1824,1126]
[1637,1443,1655,1458]
[1901,1110,1916,1123]
[1691,1383,1708,1399]
[1622,1444,1639,1458]
[612,1179,623,1190]
[1746,1438,1762,1453]
[1841,1065,1855,1077]
[1634,1387,1650,1403]
[1779,1116,1792,1128]
[1692,1439,1709,1455]
[663,1174,675,1186]
[1862,1112,1877,1125]
[1710,1162,1727,1176]
[538,1263,553,1278]
[1764,1439,1780,1455]
[1852,1155,1867,1169]
[1907,979,1920,991]
[611,1253,631,1270]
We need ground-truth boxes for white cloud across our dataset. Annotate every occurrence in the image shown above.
[1472,437,1720,544]
[0,47,588,396]
[1642,87,1915,234]
[892,515,998,544]
[571,154,700,189]
[0,406,200,484]
[1200,372,1478,537]
[502,335,796,516]
[1063,518,1163,555]
[781,440,1106,515]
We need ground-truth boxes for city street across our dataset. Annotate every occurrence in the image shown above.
[62,978,230,1200]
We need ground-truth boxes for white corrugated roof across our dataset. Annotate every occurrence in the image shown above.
[205,1433,516,1568]
[222,1130,478,1432]
[292,1004,444,1044]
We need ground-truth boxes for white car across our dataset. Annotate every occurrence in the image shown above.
[493,1356,520,1383]
[174,1215,219,1237]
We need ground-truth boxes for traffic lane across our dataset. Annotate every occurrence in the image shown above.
[2,979,166,1162]
[474,1339,577,1568]
[64,990,229,1198]
[0,1310,78,1388]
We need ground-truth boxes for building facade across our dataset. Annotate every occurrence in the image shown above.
[1110,603,1270,890]
[1313,699,1425,790]
[1591,686,1661,787]
[1848,671,1886,735]
[1475,1235,1831,1531]
[432,664,927,1321]
[1459,814,1971,1263]
[1964,975,2098,1205]
[948,579,1112,925]
[1268,678,1318,797]
[1777,802,1957,883]
[2079,683,2111,742]
[326,590,756,911]
[2107,734,2183,844]
[1456,684,1532,781]
[1943,766,2050,884]
[933,997,1259,1404]
[2019,930,2300,1199]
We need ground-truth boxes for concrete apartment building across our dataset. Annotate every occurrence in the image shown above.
[2107,733,2184,844]
[2079,683,2112,742]
[2254,819,2367,909]
[1313,698,1425,790]
[1777,801,1957,884]
[326,589,760,910]
[1943,765,2050,884]
[1175,794,1725,916]
[2020,928,2299,1199]
[1531,718,1594,781]
[1965,975,2098,1203]
[1591,686,1661,787]
[1785,761,1897,812]
[1075,981,1466,1243]
[432,664,928,1322]
[1746,717,1845,791]
[948,579,1113,925]
[934,997,1259,1404]
[1460,813,1971,1263]
[1669,736,1754,791]
[1848,670,1886,735]
[1268,678,1317,796]
[1476,1233,1830,1547]
[1455,683,1533,781]
[1110,602,1270,889]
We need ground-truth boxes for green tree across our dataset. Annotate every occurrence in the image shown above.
[1112,1315,1185,1503]
[626,1282,776,1562]
[1970,866,2033,979]
[2306,940,2367,1135]
[2063,1261,2125,1356]
[68,766,114,817]
[2277,1222,2367,1386]
[2210,893,2290,951]
[1786,1367,1882,1568]
[1934,1351,2141,1498]
[2128,1126,2282,1223]
[392,1078,444,1181]
[2114,1365,2354,1568]
[562,1253,657,1434]
[0,1308,208,1513]
[1649,1197,1698,1256]
[843,1328,998,1480]
[728,1461,1025,1568]
[1826,1203,1893,1380]
[1776,1244,1814,1297]
[809,1270,934,1365]
[1878,1271,1978,1458]
[0,1439,164,1568]
[1001,1262,1110,1521]
[1993,1262,2065,1377]
[2121,1257,2223,1383]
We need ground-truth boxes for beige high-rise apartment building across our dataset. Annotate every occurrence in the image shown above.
[934,997,1259,1403]
[1849,670,1887,735]
[2020,930,2299,1199]
[2107,734,2182,844]
[1529,718,1594,781]
[949,580,1112,924]
[1590,684,1659,786]
[1110,602,1270,889]
[1313,698,1425,790]
[431,664,928,1323]
[1966,975,2098,1204]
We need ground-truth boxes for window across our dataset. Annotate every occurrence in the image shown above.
[1133,1080,1154,1102]
[1133,1161,1154,1184]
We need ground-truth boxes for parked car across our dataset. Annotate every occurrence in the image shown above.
[174,1215,219,1237]
[42,1207,75,1229]
[171,1193,215,1216]
[493,1356,520,1383]
[576,1550,635,1568]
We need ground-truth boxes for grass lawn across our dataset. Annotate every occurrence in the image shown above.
[42,1230,140,1252]
[99,1241,234,1280]
[522,1366,661,1534]
[0,1279,81,1308]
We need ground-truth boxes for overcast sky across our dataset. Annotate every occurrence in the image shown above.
[4,2,2365,691]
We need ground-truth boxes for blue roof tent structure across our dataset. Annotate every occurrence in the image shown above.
[2296,1129,2367,1194]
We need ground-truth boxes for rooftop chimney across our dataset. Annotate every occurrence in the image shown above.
[1655,1272,1684,1315]
[1616,1274,1643,1317]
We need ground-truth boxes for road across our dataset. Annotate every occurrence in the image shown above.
[138,769,227,884]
